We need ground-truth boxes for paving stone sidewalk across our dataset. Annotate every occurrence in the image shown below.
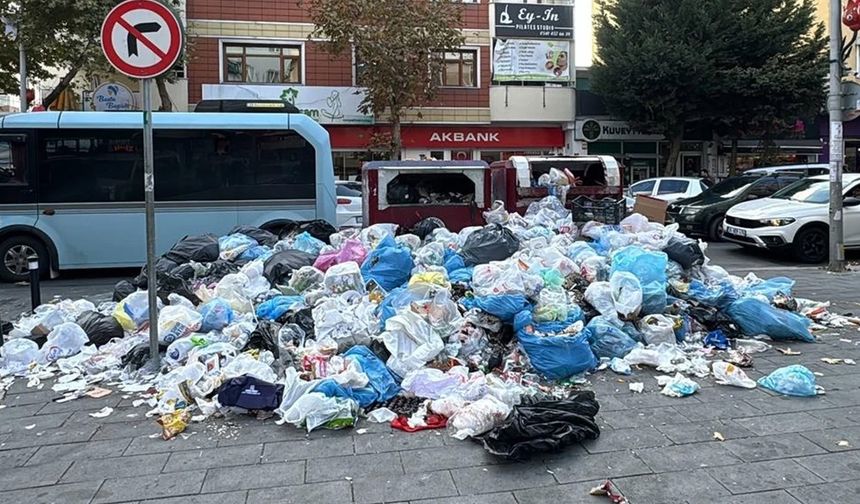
[1,268,859,504]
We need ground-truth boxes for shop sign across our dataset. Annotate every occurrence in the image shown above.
[494,2,573,40]
[493,39,570,82]
[201,84,374,125]
[405,126,563,148]
[92,82,136,111]
[575,119,663,142]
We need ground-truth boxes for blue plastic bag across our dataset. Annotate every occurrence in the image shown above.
[533,309,585,334]
[726,298,814,342]
[343,346,400,407]
[704,329,728,350]
[377,286,421,328]
[585,315,637,359]
[743,277,795,301]
[462,294,531,323]
[758,365,818,397]
[514,311,597,380]
[361,235,414,291]
[219,233,258,261]
[687,279,738,309]
[240,245,272,261]
[448,267,474,284]
[198,298,235,332]
[255,295,306,320]
[443,248,466,274]
[610,246,668,285]
[313,379,356,401]
[293,232,326,256]
[674,316,690,343]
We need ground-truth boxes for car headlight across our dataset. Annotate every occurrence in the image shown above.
[760,218,795,227]
[681,206,700,215]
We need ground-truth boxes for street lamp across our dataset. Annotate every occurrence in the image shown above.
[1,4,26,114]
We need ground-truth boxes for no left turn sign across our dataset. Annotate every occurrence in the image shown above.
[101,0,184,79]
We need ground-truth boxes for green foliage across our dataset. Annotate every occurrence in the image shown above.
[307,0,465,157]
[592,0,827,173]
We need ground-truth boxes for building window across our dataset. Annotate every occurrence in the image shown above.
[223,44,302,84]
[437,50,477,87]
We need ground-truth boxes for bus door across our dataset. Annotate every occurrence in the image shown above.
[0,134,37,224]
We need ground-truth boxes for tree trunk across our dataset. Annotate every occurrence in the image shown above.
[729,138,738,176]
[155,77,173,111]
[663,131,683,176]
[43,65,81,109]
[391,114,402,160]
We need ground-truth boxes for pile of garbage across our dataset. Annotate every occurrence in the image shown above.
[0,198,843,459]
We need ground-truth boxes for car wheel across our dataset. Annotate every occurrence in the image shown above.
[793,226,828,263]
[0,235,49,283]
[707,215,724,242]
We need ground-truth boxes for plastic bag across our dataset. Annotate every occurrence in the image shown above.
[275,368,319,419]
[463,294,531,323]
[361,235,414,291]
[343,346,401,407]
[401,367,466,399]
[163,233,220,264]
[448,395,512,440]
[381,311,444,377]
[75,311,124,347]
[360,223,398,248]
[584,282,615,317]
[533,289,571,322]
[219,233,258,261]
[585,316,637,359]
[157,305,203,344]
[663,237,704,269]
[460,224,520,266]
[412,217,446,240]
[712,361,757,389]
[324,261,366,295]
[609,271,642,318]
[483,200,509,225]
[514,311,597,380]
[657,373,700,397]
[704,329,729,350]
[263,249,317,285]
[255,295,306,321]
[726,298,814,342]
[222,353,278,383]
[284,266,323,294]
[292,232,326,256]
[638,314,676,346]
[610,246,668,285]
[283,392,357,432]
[239,245,271,262]
[113,291,161,332]
[213,274,253,314]
[313,293,377,352]
[1,338,40,372]
[313,239,366,273]
[197,299,235,333]
[687,279,738,309]
[757,365,819,397]
[40,322,89,362]
[742,276,795,301]
[415,242,446,267]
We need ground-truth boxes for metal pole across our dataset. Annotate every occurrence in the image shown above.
[28,256,40,310]
[18,38,26,112]
[829,0,845,272]
[142,78,160,367]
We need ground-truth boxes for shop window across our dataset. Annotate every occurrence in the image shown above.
[437,50,477,87]
[386,172,475,205]
[223,44,301,84]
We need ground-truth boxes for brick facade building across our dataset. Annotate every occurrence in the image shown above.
[186,0,576,179]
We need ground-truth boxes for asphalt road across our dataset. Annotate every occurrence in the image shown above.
[1,242,854,322]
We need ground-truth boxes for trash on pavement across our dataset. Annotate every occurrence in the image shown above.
[657,373,700,397]
[757,365,822,397]
[712,361,757,389]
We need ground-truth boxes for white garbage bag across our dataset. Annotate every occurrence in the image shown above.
[381,311,444,377]
[1,338,40,372]
[40,322,89,362]
[157,305,203,344]
[609,271,643,318]
[584,282,615,317]
[447,395,512,440]
[638,314,676,345]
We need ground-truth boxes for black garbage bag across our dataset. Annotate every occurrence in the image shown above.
[217,375,284,411]
[230,225,278,247]
[263,249,316,285]
[76,311,124,347]
[132,257,179,289]
[687,305,736,332]
[387,181,419,205]
[169,263,196,281]
[279,307,314,335]
[113,280,136,302]
[412,217,446,240]
[293,220,338,244]
[243,320,280,358]
[163,234,220,264]
[477,391,601,460]
[663,237,705,270]
[156,273,201,305]
[122,343,151,371]
[277,220,301,238]
[461,224,520,266]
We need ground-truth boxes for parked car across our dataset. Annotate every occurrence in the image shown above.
[666,174,801,241]
[743,163,829,177]
[722,174,860,262]
[625,177,710,211]
[336,182,362,228]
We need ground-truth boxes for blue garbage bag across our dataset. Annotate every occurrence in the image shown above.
[687,279,738,309]
[219,233,258,260]
[743,277,795,301]
[533,308,585,334]
[293,232,325,256]
[621,321,646,344]
[344,346,400,407]
[641,281,668,315]
[443,248,466,274]
[255,295,306,320]
[313,379,356,401]
[704,329,728,350]
[239,245,272,261]
[726,298,814,342]
[610,246,668,285]
[514,311,597,380]
[462,294,531,323]
[377,286,421,328]
[198,298,235,332]
[361,235,414,291]
[448,267,474,284]
[758,365,818,397]
[674,316,690,343]
[584,315,637,359]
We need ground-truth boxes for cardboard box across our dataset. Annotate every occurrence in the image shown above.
[633,195,668,223]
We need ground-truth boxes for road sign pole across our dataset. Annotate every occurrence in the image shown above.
[142,77,159,367]
[829,0,845,272]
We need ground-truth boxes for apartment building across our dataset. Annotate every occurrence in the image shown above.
[184,0,578,179]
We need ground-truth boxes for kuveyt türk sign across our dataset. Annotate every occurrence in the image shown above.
[494,2,574,40]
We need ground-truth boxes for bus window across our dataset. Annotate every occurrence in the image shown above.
[38,130,143,203]
[0,137,32,204]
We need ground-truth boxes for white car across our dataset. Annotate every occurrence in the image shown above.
[723,174,860,262]
[336,182,362,228]
[625,177,710,210]
[743,164,829,177]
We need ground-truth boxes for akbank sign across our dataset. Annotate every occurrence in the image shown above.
[575,119,664,142]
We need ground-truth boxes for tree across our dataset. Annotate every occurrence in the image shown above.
[306,0,465,159]
[592,0,827,176]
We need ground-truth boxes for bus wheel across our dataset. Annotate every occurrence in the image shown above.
[0,235,49,283]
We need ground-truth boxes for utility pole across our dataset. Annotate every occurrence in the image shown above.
[829,0,845,272]
[18,38,26,113]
